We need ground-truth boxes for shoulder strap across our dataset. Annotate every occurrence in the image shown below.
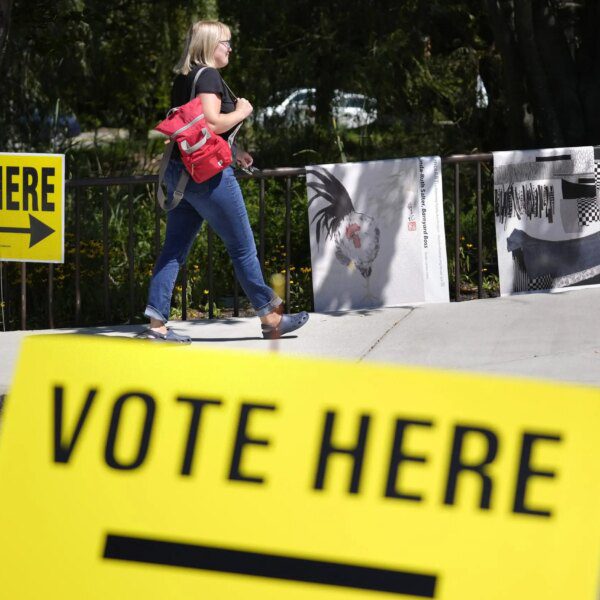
[190,66,208,101]
[219,75,242,146]
[156,141,188,212]
[190,66,238,101]
[222,78,238,101]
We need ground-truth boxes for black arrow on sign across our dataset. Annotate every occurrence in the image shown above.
[0,213,55,248]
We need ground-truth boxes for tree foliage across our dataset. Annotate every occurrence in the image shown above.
[0,1,598,158]
[216,0,500,165]
[484,0,600,148]
[0,0,214,148]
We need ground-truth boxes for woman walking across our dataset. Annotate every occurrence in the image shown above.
[143,20,309,342]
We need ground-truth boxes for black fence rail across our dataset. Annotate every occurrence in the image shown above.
[0,153,495,331]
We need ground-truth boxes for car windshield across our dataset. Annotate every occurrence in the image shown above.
[336,95,376,109]
[265,90,293,105]
[264,89,315,107]
[293,91,308,102]
[290,89,315,104]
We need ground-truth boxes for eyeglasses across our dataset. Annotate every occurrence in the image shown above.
[219,40,232,50]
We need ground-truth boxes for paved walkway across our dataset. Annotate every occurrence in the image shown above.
[1,287,600,397]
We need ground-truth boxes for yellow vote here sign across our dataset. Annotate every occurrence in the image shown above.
[0,335,599,600]
[0,152,64,262]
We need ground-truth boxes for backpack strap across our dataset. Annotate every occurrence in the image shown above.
[221,77,243,147]
[189,66,209,101]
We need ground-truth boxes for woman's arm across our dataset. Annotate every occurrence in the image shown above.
[200,93,253,134]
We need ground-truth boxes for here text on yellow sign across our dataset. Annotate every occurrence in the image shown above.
[0,152,64,262]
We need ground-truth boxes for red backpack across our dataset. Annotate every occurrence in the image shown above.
[154,67,242,210]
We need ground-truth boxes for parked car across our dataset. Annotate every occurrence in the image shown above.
[35,111,81,140]
[17,110,81,149]
[255,88,377,129]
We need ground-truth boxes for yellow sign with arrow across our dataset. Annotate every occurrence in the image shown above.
[0,152,64,262]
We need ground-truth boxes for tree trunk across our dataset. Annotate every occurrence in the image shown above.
[0,0,13,69]
[577,1,600,144]
[513,0,564,146]
[313,19,335,128]
[483,0,532,147]
[532,1,584,145]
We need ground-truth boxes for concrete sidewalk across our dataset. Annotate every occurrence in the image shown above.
[1,287,600,397]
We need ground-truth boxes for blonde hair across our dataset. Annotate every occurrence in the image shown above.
[174,20,231,74]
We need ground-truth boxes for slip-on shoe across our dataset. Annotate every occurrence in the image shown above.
[261,311,309,340]
[138,328,192,344]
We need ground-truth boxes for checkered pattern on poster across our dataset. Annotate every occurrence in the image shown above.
[494,146,600,295]
[578,198,600,226]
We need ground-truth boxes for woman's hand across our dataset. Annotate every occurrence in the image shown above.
[235,98,253,120]
[236,149,254,169]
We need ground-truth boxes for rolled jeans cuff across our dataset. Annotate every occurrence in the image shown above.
[144,304,168,324]
[255,295,283,317]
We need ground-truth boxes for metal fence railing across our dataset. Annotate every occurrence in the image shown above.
[0,153,495,331]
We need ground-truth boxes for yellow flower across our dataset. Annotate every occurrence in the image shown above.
[203,289,209,295]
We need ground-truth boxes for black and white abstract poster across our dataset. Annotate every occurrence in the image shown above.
[306,158,449,312]
[493,146,600,295]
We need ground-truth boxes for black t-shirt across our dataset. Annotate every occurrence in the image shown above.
[170,65,239,160]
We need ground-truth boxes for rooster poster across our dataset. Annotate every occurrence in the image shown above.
[306,158,449,312]
[493,146,600,295]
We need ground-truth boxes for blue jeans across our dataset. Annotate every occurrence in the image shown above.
[145,161,282,323]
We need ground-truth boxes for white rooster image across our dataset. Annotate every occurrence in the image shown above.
[307,166,381,301]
